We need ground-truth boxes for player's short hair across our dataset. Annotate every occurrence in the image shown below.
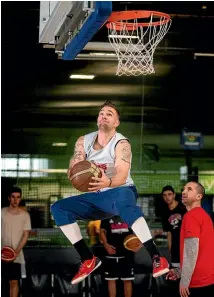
[193,181,205,197]
[8,186,22,197]
[162,185,175,194]
[100,101,120,118]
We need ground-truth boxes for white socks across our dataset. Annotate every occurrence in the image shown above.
[60,218,152,246]
[131,217,152,243]
[60,222,83,244]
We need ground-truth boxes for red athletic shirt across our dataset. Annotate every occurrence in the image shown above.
[180,207,214,288]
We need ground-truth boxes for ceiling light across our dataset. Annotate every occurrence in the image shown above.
[70,74,95,79]
[43,101,106,108]
[52,142,68,147]
[194,53,214,57]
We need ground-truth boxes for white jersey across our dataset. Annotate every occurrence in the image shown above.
[84,131,134,191]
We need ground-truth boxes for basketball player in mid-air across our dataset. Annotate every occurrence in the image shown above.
[51,101,169,285]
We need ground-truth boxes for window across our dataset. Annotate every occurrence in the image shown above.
[1,156,49,177]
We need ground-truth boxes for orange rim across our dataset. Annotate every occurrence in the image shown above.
[106,10,171,30]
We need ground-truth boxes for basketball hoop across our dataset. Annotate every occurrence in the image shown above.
[106,11,172,76]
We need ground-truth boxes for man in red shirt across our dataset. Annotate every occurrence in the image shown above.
[167,181,214,297]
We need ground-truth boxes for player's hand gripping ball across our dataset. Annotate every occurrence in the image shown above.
[1,246,16,262]
[69,161,102,192]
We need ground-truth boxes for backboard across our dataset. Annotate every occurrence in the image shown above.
[39,1,112,60]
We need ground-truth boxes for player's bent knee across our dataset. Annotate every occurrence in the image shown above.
[117,204,143,227]
[50,200,61,215]
[50,198,77,226]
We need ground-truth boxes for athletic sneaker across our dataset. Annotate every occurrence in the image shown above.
[71,256,101,285]
[153,255,169,277]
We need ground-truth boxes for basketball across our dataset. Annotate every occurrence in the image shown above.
[1,246,16,262]
[124,234,142,252]
[69,161,102,192]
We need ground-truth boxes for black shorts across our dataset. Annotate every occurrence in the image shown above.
[1,262,21,280]
[189,284,214,297]
[104,256,134,281]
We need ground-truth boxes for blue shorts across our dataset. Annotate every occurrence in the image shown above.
[51,186,143,227]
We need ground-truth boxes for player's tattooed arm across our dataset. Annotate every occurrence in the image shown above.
[67,136,86,178]
[110,139,132,186]
[70,136,86,166]
[116,140,131,163]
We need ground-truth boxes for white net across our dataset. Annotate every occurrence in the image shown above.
[108,13,172,76]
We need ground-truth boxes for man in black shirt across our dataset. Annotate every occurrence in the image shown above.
[100,216,135,297]
[161,185,187,268]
